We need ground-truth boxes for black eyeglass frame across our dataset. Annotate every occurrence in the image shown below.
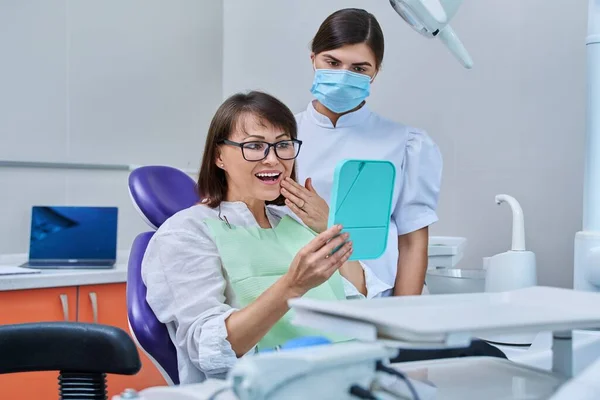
[218,139,303,161]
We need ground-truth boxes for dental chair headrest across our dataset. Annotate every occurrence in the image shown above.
[128,165,200,230]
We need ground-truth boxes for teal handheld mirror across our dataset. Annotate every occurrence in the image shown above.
[327,159,396,260]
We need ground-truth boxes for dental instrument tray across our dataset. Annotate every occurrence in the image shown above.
[289,286,600,348]
[328,159,395,260]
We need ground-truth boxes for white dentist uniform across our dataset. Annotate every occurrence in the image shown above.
[295,101,443,294]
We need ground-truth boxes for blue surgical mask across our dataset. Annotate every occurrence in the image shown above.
[310,68,373,114]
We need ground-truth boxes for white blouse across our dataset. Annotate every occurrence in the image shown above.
[141,202,391,385]
[296,101,443,290]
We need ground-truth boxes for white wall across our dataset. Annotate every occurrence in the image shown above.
[1,1,589,289]
[0,0,222,254]
[223,0,589,288]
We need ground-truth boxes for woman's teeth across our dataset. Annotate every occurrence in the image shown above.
[255,172,281,181]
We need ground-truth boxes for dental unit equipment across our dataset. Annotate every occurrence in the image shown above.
[484,194,537,295]
[425,194,536,297]
[480,194,538,346]
[389,0,473,69]
[115,287,600,400]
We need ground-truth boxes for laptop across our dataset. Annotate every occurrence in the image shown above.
[21,206,118,269]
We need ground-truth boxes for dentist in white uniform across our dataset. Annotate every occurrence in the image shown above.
[280,8,443,297]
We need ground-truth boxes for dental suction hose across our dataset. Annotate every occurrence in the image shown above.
[495,194,526,251]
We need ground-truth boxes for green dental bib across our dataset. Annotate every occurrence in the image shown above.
[204,215,348,351]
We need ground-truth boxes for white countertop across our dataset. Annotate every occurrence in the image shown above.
[0,251,130,291]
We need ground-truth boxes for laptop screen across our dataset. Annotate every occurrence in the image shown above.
[29,206,118,262]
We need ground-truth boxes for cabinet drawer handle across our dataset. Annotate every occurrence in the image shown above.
[59,294,69,321]
[89,292,98,324]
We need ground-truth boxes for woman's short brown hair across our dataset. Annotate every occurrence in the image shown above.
[197,91,298,208]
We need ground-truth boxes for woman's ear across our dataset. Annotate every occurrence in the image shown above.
[215,152,225,169]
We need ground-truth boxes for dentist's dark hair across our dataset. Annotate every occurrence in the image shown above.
[197,91,298,208]
[311,8,385,69]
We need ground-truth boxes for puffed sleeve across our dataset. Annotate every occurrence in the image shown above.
[141,228,239,378]
[393,129,443,235]
[342,261,393,299]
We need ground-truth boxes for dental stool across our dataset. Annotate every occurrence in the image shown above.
[0,322,141,399]
[127,165,200,386]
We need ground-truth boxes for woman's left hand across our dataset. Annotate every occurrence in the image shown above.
[281,177,329,233]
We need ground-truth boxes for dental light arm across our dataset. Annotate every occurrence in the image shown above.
[389,0,473,68]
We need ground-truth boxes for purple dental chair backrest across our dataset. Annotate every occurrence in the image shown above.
[127,165,201,386]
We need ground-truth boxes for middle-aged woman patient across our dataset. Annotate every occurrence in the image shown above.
[141,91,390,384]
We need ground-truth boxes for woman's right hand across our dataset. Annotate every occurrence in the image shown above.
[283,224,353,296]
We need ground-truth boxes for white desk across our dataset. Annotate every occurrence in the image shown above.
[0,251,129,291]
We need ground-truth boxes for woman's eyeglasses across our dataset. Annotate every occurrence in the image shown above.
[218,139,302,162]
